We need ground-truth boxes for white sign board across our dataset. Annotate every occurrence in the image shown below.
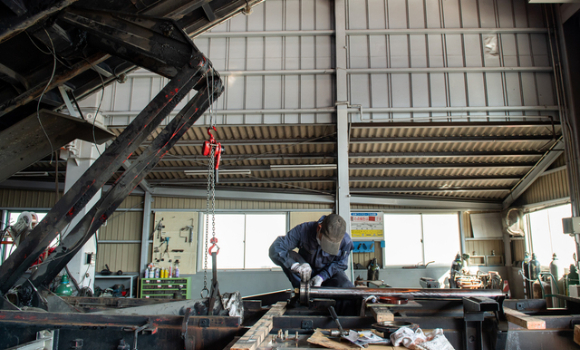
[350,212,384,241]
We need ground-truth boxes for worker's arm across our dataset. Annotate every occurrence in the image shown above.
[316,238,353,281]
[269,222,312,269]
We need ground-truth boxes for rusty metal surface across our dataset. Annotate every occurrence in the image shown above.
[0,58,210,294]
[0,309,242,350]
[0,109,113,182]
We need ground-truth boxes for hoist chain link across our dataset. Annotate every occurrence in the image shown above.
[202,146,216,297]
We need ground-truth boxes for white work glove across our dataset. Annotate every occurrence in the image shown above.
[290,262,312,282]
[310,275,324,287]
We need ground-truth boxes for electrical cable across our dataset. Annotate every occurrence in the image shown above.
[36,28,57,164]
[78,58,106,156]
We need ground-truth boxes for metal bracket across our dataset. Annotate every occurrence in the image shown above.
[181,308,195,350]
[123,320,157,350]
[301,320,313,330]
[463,297,499,350]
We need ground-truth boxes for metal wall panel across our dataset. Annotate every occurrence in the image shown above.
[103,0,336,127]
[0,189,60,209]
[517,167,569,205]
[96,243,141,273]
[346,0,557,122]
[151,196,333,210]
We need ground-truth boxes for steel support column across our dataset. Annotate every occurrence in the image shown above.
[140,192,153,276]
[334,0,352,281]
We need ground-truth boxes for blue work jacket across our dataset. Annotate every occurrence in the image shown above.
[269,216,353,281]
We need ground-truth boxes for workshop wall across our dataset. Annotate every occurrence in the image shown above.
[96,196,144,273]
[515,154,569,207]
[0,189,60,208]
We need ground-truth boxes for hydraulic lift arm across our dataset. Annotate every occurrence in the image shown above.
[0,11,223,298]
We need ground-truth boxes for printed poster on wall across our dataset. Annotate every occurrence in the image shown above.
[350,212,384,240]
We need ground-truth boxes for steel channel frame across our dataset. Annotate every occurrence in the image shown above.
[28,78,222,288]
[0,310,241,350]
[0,58,209,295]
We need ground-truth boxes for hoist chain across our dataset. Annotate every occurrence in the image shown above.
[201,146,215,298]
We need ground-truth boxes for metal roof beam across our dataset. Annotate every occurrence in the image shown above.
[350,135,558,144]
[148,177,336,184]
[350,195,502,210]
[149,162,534,172]
[502,138,565,209]
[350,121,559,129]
[144,151,542,163]
[349,151,543,158]
[150,186,335,204]
[351,187,511,193]
[349,163,535,170]
[142,137,336,147]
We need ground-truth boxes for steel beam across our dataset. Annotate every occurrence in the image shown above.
[349,121,559,129]
[345,28,548,35]
[150,186,335,204]
[348,67,552,74]
[350,195,502,210]
[28,77,221,289]
[0,110,114,183]
[350,135,557,144]
[145,151,542,163]
[350,187,511,193]
[140,192,153,275]
[0,52,109,118]
[503,138,565,209]
[0,59,209,295]
[349,163,535,170]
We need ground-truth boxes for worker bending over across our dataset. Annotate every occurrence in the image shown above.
[269,214,354,288]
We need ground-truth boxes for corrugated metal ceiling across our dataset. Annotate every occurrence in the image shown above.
[101,121,563,202]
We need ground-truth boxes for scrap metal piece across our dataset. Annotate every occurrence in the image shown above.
[298,282,504,306]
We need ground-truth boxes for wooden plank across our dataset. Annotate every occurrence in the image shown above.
[230,301,287,350]
[504,307,546,330]
[574,324,580,346]
[368,305,394,323]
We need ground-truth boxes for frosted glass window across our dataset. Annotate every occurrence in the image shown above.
[203,214,245,269]
[383,214,423,266]
[423,214,461,265]
[529,204,575,267]
[245,215,287,268]
[203,213,286,269]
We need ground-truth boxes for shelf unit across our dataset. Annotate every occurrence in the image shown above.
[139,277,191,299]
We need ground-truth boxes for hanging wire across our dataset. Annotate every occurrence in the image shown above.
[36,28,57,164]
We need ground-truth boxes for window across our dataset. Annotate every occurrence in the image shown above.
[2,211,48,264]
[529,204,575,268]
[383,213,460,267]
[202,213,286,269]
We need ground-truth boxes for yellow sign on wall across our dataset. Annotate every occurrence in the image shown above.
[350,212,384,240]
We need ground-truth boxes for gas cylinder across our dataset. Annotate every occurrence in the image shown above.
[550,253,565,307]
[55,274,73,296]
[529,253,541,280]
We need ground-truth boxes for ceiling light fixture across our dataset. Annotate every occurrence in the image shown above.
[184,170,252,175]
[269,164,337,171]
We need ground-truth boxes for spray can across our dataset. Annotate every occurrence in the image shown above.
[154,267,160,278]
[144,267,149,278]
[168,260,173,278]
[175,260,180,277]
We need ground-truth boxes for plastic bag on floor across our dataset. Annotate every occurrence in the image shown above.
[391,328,454,350]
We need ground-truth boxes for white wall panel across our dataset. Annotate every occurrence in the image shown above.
[101,0,556,128]
[344,0,556,122]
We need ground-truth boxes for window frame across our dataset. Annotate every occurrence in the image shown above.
[197,211,287,272]
[526,203,575,268]
[378,211,462,268]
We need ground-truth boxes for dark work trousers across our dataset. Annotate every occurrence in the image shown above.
[279,252,357,315]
